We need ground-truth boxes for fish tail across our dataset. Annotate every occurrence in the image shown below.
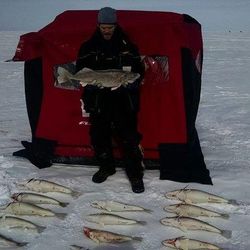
[220,213,230,219]
[55,212,67,220]
[137,220,147,225]
[57,67,71,84]
[144,208,153,213]
[132,236,143,242]
[59,202,70,208]
[221,230,232,239]
[17,242,28,247]
[37,225,46,233]
[228,199,238,205]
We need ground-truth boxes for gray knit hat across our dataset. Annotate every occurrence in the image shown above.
[98,7,117,24]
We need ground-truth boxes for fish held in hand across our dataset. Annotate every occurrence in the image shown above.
[12,192,69,207]
[0,215,46,233]
[83,226,142,244]
[85,213,146,226]
[165,188,237,204]
[160,216,232,239]
[91,200,152,213]
[56,67,140,90]
[0,202,67,219]
[164,203,229,219]
[162,236,221,250]
[19,178,81,197]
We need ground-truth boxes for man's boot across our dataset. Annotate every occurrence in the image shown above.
[123,143,145,193]
[92,152,116,183]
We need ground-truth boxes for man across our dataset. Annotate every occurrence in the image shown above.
[76,7,145,193]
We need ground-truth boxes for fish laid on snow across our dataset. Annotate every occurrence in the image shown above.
[85,213,146,226]
[160,216,232,239]
[0,215,46,233]
[56,67,140,90]
[0,234,27,248]
[12,192,69,207]
[165,188,237,204]
[164,203,229,219]
[162,236,221,250]
[0,202,66,219]
[91,200,152,213]
[83,226,142,244]
[19,178,81,197]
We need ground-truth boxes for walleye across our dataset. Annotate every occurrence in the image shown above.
[83,226,142,244]
[19,178,81,197]
[0,234,27,248]
[56,67,140,90]
[85,213,146,226]
[164,203,229,219]
[0,202,67,219]
[0,215,46,233]
[165,188,237,204]
[160,216,232,239]
[12,192,69,207]
[91,200,152,213]
[162,236,221,250]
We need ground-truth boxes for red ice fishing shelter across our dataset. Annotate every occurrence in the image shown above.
[13,10,212,184]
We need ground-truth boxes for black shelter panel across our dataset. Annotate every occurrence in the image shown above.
[159,48,212,185]
[24,58,43,137]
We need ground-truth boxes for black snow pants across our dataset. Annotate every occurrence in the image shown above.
[88,87,143,179]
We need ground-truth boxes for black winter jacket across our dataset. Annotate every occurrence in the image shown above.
[75,26,144,113]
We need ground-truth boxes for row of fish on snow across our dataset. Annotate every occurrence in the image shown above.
[0,178,237,249]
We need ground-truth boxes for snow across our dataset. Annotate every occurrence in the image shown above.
[0,1,250,250]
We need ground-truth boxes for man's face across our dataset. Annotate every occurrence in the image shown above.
[99,24,116,40]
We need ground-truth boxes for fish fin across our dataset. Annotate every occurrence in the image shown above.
[71,191,82,198]
[137,220,147,225]
[221,230,232,239]
[228,199,238,205]
[111,85,121,91]
[59,202,70,208]
[132,236,143,242]
[81,67,93,72]
[55,212,67,220]
[184,198,193,204]
[79,81,87,87]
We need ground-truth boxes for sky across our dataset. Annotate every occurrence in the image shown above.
[0,0,250,249]
[0,0,250,32]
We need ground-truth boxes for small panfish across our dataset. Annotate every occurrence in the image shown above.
[0,202,66,219]
[85,213,147,226]
[0,215,46,233]
[0,233,27,248]
[91,200,152,213]
[83,226,142,244]
[160,216,232,239]
[19,178,81,197]
[162,236,221,250]
[12,192,69,207]
[56,67,140,90]
[164,203,229,219]
[165,188,237,204]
